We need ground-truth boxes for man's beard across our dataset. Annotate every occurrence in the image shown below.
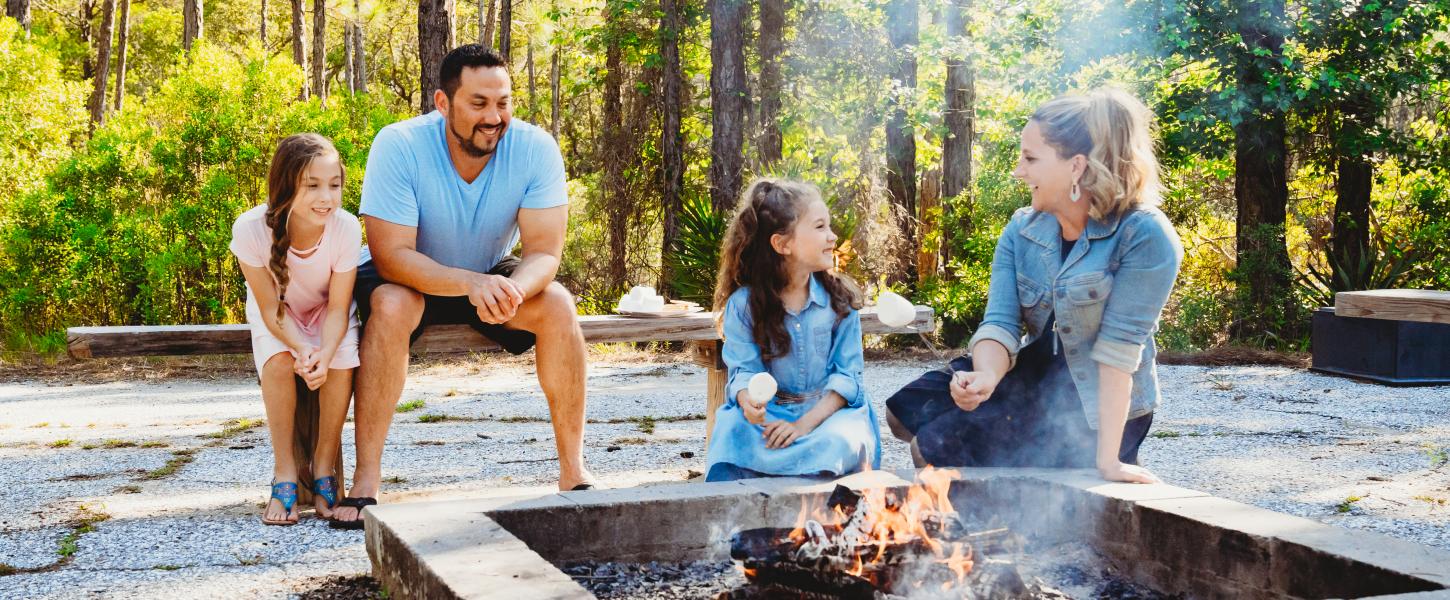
[451,121,505,158]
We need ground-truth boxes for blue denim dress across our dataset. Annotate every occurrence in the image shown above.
[705,275,882,481]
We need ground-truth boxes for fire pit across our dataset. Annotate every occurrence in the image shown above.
[364,469,1450,599]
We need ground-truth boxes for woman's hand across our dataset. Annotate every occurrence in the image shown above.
[762,419,812,449]
[1098,461,1161,484]
[949,370,1000,411]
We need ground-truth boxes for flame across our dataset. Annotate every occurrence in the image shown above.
[781,465,974,590]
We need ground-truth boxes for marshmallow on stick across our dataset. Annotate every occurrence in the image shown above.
[746,372,777,405]
[875,290,918,328]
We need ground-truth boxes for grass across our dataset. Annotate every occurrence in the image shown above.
[0,563,14,576]
[29,422,49,429]
[114,484,142,494]
[205,418,264,440]
[1413,495,1447,507]
[57,506,111,558]
[384,475,406,484]
[612,437,649,445]
[417,414,449,423]
[396,399,425,413]
[1150,430,1180,439]
[139,440,169,448]
[1336,495,1365,513]
[48,439,73,448]
[1423,444,1449,469]
[102,439,137,449]
[154,564,182,571]
[498,415,547,423]
[140,449,198,480]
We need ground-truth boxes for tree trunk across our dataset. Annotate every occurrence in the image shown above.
[499,0,512,58]
[312,0,326,101]
[345,20,356,92]
[1330,95,1374,289]
[885,0,919,287]
[113,0,130,111]
[81,0,94,80]
[1231,0,1292,341]
[658,0,685,294]
[481,0,495,46]
[7,0,30,35]
[710,0,749,214]
[550,45,560,138]
[602,0,627,291]
[353,0,367,92]
[940,0,973,274]
[292,0,308,97]
[526,35,536,119]
[88,0,116,130]
[260,0,267,46]
[756,0,784,169]
[183,0,202,51]
[418,0,455,114]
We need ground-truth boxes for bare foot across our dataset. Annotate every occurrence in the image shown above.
[559,468,598,491]
[332,474,380,524]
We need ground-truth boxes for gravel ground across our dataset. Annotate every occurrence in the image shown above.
[0,351,1447,599]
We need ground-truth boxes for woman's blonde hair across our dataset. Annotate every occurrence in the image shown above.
[1030,88,1162,220]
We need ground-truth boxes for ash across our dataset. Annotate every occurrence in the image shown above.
[560,560,748,599]
[561,542,1177,600]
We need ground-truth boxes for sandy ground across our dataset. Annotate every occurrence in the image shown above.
[0,350,1447,599]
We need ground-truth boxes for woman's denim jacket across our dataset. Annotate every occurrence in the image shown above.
[967,205,1183,429]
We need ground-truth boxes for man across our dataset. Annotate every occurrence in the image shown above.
[330,44,594,528]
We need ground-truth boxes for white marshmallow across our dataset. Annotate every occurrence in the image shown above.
[747,372,777,405]
[876,291,917,328]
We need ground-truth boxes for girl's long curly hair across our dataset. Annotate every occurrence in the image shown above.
[264,133,344,326]
[712,178,862,363]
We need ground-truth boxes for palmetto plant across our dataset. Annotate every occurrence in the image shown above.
[1296,232,1424,308]
[667,195,729,306]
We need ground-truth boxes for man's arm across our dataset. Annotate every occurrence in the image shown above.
[366,216,480,297]
[509,205,568,299]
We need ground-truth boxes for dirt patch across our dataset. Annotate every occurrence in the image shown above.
[294,575,384,600]
[1159,346,1309,367]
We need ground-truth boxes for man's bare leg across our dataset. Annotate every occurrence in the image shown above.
[333,284,423,523]
[508,282,592,490]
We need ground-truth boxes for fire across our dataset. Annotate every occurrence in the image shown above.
[780,466,974,591]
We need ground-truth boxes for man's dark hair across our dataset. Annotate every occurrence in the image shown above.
[440,44,509,100]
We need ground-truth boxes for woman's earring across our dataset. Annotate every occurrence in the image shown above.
[1070,182,1081,203]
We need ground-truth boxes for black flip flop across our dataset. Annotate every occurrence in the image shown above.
[570,483,594,491]
[328,497,377,530]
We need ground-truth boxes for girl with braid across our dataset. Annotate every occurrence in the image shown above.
[229,133,362,525]
[704,179,881,481]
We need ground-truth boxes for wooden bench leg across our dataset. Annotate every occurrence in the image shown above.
[691,340,727,445]
[290,377,345,507]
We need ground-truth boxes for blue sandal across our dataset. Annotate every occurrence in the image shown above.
[262,481,299,526]
[313,475,339,510]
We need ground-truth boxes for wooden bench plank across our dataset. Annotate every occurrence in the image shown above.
[67,306,935,358]
[1334,289,1450,325]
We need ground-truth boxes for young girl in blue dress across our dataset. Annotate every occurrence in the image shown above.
[705,178,882,482]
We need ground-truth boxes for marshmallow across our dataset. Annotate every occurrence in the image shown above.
[618,285,668,312]
[876,291,917,328]
[747,372,777,405]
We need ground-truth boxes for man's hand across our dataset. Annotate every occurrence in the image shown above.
[762,419,811,449]
[949,370,1000,411]
[468,273,525,324]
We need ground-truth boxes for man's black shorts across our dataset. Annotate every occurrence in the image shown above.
[353,256,537,355]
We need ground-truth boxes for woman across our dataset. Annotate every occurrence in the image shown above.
[885,88,1182,484]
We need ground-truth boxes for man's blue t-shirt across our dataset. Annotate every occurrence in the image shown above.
[358,111,568,273]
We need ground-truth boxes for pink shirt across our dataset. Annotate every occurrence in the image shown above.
[229,204,362,338]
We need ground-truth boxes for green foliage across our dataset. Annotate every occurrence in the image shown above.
[666,195,729,307]
[0,40,403,339]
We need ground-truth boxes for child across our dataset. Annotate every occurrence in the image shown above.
[229,133,361,525]
[705,178,881,482]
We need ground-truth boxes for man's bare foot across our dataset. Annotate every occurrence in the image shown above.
[332,470,380,524]
[559,468,598,491]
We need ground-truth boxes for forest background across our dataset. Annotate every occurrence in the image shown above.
[1,0,1447,356]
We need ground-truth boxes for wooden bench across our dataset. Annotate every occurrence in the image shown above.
[67,307,935,494]
[1311,289,1450,385]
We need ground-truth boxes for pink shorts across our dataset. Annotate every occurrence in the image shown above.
[246,299,361,376]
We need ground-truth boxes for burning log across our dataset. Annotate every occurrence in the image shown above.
[728,475,1006,597]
